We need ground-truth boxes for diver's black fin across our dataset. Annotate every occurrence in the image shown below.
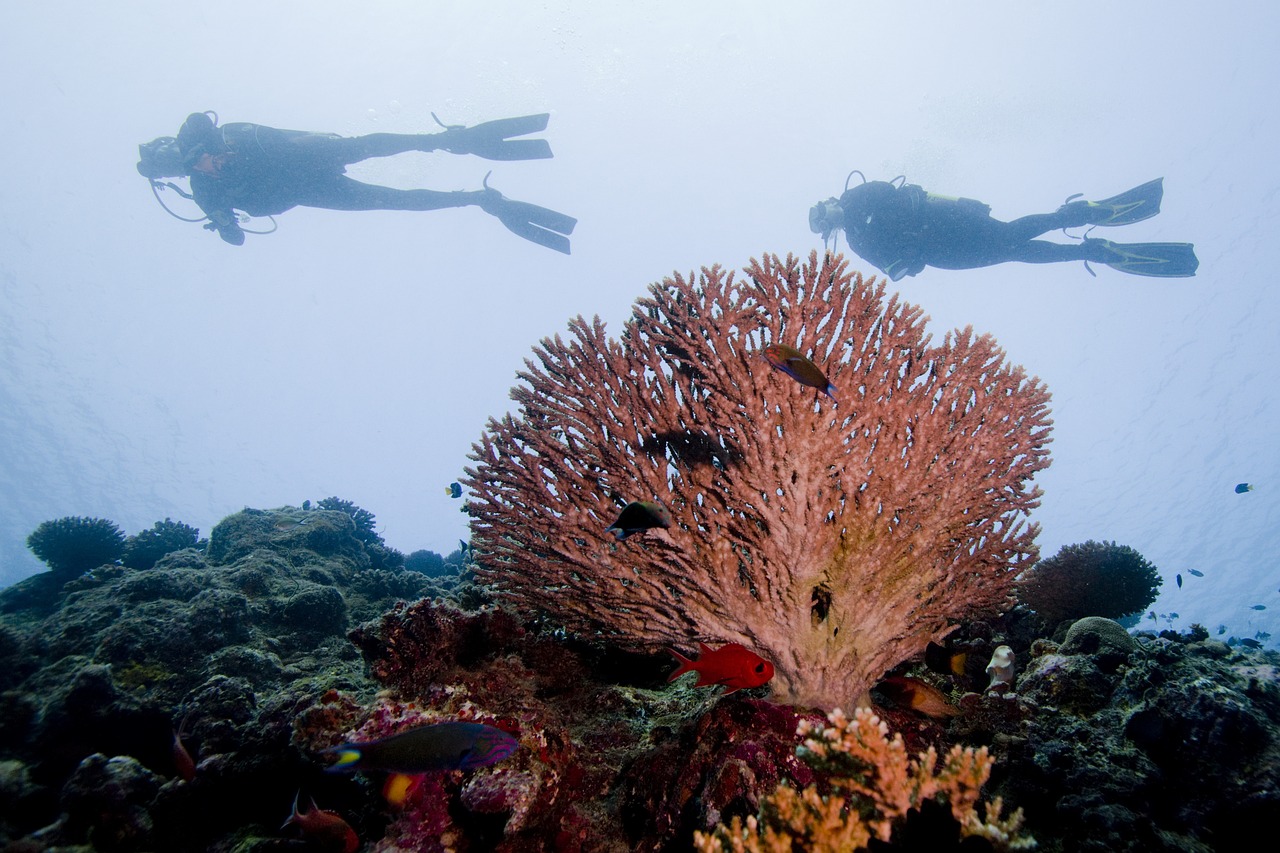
[1089,238,1199,277]
[432,113,554,160]
[493,200,577,254]
[1064,178,1164,227]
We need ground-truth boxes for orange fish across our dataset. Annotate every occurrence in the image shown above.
[668,642,774,694]
[762,343,836,400]
[878,676,961,719]
[282,791,359,853]
[171,713,196,782]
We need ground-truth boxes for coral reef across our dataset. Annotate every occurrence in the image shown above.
[1016,540,1162,630]
[26,516,127,579]
[694,707,1034,852]
[121,518,201,571]
[466,251,1053,709]
[0,506,444,851]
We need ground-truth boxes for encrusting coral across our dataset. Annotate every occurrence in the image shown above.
[694,707,1034,852]
[466,250,1052,709]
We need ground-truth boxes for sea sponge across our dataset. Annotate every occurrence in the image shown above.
[1017,540,1161,627]
[26,516,126,578]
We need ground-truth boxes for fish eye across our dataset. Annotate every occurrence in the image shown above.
[755,663,766,673]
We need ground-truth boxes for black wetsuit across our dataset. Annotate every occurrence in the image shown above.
[174,112,473,245]
[839,181,1098,280]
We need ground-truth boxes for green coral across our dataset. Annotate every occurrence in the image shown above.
[26,516,126,578]
[1017,540,1162,627]
[122,518,201,570]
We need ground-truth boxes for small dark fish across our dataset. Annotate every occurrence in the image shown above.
[1176,574,1182,588]
[1217,624,1227,635]
[1235,483,1254,494]
[1169,612,1180,619]
[1251,604,1267,611]
[606,501,672,539]
[326,722,518,774]
[1188,569,1204,577]
[1256,631,1272,641]
[1240,638,1263,649]
[762,343,836,400]
[446,482,462,499]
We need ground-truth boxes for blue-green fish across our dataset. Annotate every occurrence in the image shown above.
[1251,604,1267,611]
[1235,483,1254,494]
[762,344,836,400]
[1188,569,1204,578]
[325,722,517,774]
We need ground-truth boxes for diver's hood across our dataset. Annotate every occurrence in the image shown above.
[808,197,843,238]
[136,137,184,179]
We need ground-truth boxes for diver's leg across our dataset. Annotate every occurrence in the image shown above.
[1002,212,1083,242]
[288,133,444,166]
[1007,240,1095,264]
[292,175,482,211]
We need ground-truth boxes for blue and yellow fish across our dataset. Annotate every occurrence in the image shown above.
[446,482,463,499]
[1235,483,1254,494]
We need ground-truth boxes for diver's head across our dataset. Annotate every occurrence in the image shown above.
[136,137,185,179]
[808,197,844,240]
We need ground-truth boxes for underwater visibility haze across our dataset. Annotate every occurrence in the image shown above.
[1,2,1280,849]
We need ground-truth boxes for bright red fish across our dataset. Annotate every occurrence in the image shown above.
[281,791,359,853]
[762,343,836,400]
[667,642,774,694]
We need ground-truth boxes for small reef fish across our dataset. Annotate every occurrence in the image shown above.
[172,729,196,782]
[762,343,837,400]
[1176,574,1183,589]
[667,642,774,694]
[878,675,961,718]
[923,641,967,677]
[1251,604,1267,611]
[282,792,359,853]
[606,501,672,539]
[1235,483,1254,493]
[446,482,462,499]
[1188,569,1204,578]
[326,721,519,774]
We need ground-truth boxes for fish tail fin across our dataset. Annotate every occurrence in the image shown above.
[667,648,695,682]
[324,745,364,772]
[823,383,837,401]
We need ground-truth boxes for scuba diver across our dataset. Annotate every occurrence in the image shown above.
[137,111,577,253]
[809,174,1198,279]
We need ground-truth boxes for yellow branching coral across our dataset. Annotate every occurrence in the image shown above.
[694,707,1035,852]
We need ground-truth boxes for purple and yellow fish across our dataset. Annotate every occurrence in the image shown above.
[762,343,836,400]
[325,721,518,774]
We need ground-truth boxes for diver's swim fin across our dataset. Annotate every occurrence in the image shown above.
[1085,238,1199,277]
[432,112,554,160]
[1060,178,1164,227]
[479,176,576,254]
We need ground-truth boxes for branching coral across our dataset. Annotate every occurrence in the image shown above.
[1017,540,1161,626]
[466,251,1052,709]
[26,516,126,578]
[122,518,201,570]
[693,707,1035,852]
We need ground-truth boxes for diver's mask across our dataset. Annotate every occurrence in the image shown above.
[808,197,843,241]
[136,137,185,180]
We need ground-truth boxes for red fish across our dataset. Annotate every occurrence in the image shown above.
[282,791,359,853]
[667,642,774,694]
[762,343,836,400]
[171,713,196,782]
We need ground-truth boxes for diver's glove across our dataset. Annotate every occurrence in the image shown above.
[427,113,554,161]
[203,210,245,245]
[474,173,576,254]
